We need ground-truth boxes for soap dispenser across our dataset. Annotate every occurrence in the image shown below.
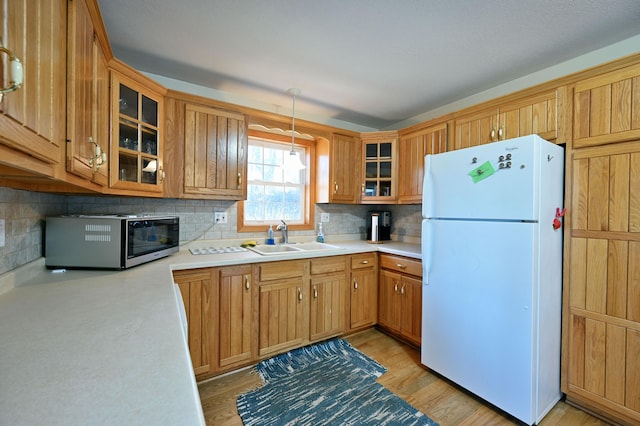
[316,223,325,243]
[267,225,275,245]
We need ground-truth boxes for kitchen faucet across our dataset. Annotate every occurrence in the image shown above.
[276,220,288,244]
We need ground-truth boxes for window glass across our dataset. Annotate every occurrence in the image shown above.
[243,137,306,225]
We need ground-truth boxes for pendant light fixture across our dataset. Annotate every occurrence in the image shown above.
[285,88,306,170]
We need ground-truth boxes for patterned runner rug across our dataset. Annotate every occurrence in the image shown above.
[237,339,438,425]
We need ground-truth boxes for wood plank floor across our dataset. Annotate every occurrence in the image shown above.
[198,328,610,425]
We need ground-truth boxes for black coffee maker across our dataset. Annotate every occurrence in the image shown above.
[366,211,391,241]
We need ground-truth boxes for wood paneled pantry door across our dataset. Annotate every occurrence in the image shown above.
[564,140,640,424]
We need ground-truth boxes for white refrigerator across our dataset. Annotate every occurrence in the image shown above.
[421,135,564,425]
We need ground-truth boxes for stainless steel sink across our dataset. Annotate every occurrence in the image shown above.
[247,242,342,256]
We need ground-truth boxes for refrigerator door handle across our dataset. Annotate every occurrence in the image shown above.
[423,155,434,218]
[422,220,432,284]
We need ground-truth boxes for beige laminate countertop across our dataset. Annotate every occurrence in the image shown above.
[0,239,420,425]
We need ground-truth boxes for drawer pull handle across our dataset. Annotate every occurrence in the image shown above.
[244,275,250,290]
[298,287,303,302]
[313,286,318,299]
[396,263,407,269]
[361,260,369,264]
[401,284,406,295]
[394,282,399,293]
[353,279,358,290]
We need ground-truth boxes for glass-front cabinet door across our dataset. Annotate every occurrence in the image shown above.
[110,71,164,193]
[361,131,397,203]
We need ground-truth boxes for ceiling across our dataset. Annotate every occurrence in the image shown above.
[97,0,640,131]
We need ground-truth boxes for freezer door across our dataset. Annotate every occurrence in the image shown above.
[421,218,538,424]
[423,135,544,221]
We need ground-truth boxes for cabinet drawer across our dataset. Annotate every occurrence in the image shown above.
[311,256,346,275]
[380,254,422,277]
[258,260,306,281]
[351,253,377,270]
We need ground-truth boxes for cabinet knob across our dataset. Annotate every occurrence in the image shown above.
[498,127,504,140]
[0,46,23,96]
[158,166,166,183]
[394,282,399,293]
[313,286,318,299]
[353,279,358,290]
[298,287,303,302]
[237,172,242,189]
[244,274,250,290]
[490,129,496,141]
[400,283,406,295]
[334,181,338,194]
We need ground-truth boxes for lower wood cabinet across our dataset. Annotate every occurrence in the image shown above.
[172,252,424,380]
[309,257,348,342]
[257,260,309,358]
[217,265,256,370]
[173,268,215,378]
[173,264,257,380]
[349,253,378,331]
[378,254,422,346]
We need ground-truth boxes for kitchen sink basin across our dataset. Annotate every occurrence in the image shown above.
[247,244,304,255]
[293,242,341,251]
[247,242,343,256]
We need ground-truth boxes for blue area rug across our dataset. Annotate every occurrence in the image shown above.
[237,339,438,425]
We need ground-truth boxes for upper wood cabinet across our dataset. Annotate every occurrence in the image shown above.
[0,0,66,176]
[316,133,361,204]
[397,123,447,204]
[108,67,165,195]
[360,131,397,203]
[66,0,109,186]
[573,62,640,149]
[183,103,247,199]
[454,89,560,149]
[164,95,248,200]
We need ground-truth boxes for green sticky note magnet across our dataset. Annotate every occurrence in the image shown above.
[468,161,495,183]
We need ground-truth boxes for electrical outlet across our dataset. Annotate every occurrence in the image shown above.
[320,213,330,223]
[214,212,227,224]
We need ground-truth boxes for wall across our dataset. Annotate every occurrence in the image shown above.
[0,187,67,275]
[0,186,422,276]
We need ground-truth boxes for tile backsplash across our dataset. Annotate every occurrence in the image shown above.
[0,186,422,275]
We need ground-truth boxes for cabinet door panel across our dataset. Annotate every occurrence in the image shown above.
[259,280,306,357]
[218,266,254,369]
[172,269,215,378]
[310,274,346,341]
[573,63,640,147]
[330,133,360,203]
[0,0,65,168]
[378,269,401,331]
[350,268,377,330]
[400,275,422,346]
[183,104,246,199]
[397,123,446,204]
[66,0,109,185]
